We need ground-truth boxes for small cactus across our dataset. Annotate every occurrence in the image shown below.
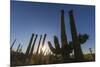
[89,48,94,60]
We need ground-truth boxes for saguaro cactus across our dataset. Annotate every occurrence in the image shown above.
[48,10,70,61]
[68,10,84,61]
[48,10,89,62]
[60,10,70,59]
[89,48,94,60]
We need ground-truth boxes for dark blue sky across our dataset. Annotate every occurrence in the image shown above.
[11,1,95,54]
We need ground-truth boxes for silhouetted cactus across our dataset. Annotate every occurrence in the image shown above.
[89,48,94,60]
[60,10,70,60]
[69,10,84,61]
[48,10,89,62]
[48,10,71,62]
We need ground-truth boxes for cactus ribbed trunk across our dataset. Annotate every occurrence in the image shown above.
[69,10,84,61]
[36,35,42,54]
[61,10,70,60]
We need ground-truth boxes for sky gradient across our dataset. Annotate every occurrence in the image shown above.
[10,1,95,54]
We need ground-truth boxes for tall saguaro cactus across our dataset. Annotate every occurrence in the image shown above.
[60,10,70,59]
[48,10,70,61]
[68,10,84,61]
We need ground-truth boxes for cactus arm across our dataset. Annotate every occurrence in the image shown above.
[54,36,60,50]
[78,34,89,44]
[48,41,58,54]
